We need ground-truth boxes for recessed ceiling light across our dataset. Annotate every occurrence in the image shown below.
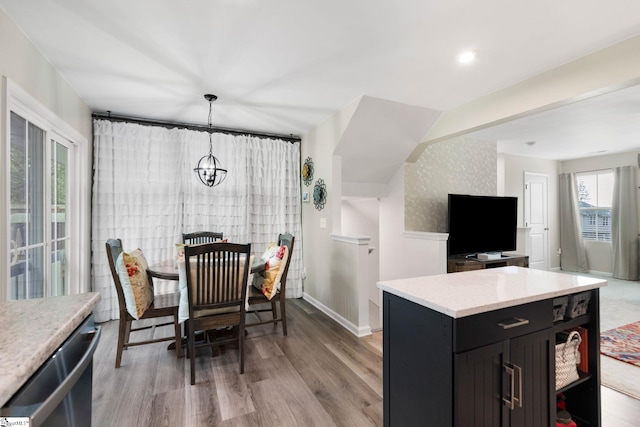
[457,51,476,64]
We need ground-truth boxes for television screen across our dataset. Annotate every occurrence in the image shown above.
[447,194,517,257]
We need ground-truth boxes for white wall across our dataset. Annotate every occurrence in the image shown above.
[301,98,359,322]
[0,9,92,299]
[500,153,561,269]
[303,105,448,335]
[341,197,380,301]
[561,150,640,275]
[379,166,448,281]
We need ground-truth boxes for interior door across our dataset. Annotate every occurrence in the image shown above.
[524,173,549,270]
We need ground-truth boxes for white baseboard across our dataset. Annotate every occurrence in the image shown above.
[555,267,613,277]
[588,270,613,277]
[302,292,372,338]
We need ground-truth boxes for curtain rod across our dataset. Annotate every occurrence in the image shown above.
[91,112,301,143]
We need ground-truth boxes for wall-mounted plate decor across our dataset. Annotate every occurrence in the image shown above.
[313,178,327,210]
[302,157,314,186]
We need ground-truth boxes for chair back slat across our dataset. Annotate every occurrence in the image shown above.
[184,242,251,315]
[183,231,224,245]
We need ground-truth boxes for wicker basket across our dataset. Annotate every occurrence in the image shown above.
[555,331,581,390]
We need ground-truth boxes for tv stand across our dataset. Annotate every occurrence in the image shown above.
[447,254,528,273]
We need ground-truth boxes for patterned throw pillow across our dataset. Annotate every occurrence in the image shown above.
[254,243,289,300]
[115,248,154,319]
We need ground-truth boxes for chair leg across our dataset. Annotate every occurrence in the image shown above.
[280,297,288,336]
[115,317,128,368]
[124,320,132,349]
[271,301,278,326]
[188,321,197,385]
[173,311,182,359]
[239,324,245,374]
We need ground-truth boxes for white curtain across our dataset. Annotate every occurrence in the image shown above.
[611,165,639,280]
[559,173,588,272]
[91,120,302,322]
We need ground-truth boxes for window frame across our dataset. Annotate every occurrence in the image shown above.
[576,169,613,242]
[2,77,89,301]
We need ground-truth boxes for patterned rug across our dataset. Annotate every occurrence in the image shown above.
[600,321,640,367]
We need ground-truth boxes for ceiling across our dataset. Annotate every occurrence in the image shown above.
[468,83,640,160]
[2,1,640,160]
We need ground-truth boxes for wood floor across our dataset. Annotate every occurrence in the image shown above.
[92,298,383,426]
[92,298,640,426]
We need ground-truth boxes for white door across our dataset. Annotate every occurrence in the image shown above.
[524,173,549,270]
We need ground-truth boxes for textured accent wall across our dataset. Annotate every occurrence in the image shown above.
[405,136,497,232]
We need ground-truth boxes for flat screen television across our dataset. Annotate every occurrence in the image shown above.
[447,194,517,257]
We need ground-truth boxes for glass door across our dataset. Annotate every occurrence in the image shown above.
[9,111,70,299]
[51,138,69,296]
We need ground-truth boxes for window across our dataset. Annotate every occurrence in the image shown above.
[576,170,613,242]
[4,78,86,301]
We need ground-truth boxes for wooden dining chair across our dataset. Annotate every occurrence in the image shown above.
[246,233,295,336]
[182,231,224,245]
[105,239,182,368]
[184,242,252,385]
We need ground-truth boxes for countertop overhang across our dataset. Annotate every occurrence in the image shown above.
[0,292,101,407]
[377,266,606,318]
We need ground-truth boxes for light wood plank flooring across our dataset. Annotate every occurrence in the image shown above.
[92,297,640,426]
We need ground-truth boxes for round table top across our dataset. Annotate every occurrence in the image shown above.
[147,258,266,281]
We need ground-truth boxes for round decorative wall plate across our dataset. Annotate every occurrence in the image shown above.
[313,178,327,210]
[302,157,314,186]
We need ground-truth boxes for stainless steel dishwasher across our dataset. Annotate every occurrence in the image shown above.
[0,314,101,427]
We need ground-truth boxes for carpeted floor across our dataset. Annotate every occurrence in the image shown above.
[577,272,640,399]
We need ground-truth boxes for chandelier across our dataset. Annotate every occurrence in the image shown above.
[194,94,227,187]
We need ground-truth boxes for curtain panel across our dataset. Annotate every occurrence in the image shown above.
[611,165,639,280]
[559,173,588,272]
[91,119,302,322]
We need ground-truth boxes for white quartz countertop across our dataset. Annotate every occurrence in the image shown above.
[0,292,101,407]
[377,267,606,318]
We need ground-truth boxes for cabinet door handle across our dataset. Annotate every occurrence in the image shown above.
[503,364,516,410]
[514,364,523,408]
[498,317,530,329]
[503,363,523,410]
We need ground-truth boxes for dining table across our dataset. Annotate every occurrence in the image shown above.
[148,256,266,282]
[149,256,263,316]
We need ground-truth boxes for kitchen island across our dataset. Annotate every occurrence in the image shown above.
[377,266,606,427]
[0,292,101,407]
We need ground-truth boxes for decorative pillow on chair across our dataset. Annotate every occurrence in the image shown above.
[253,243,289,300]
[115,248,154,319]
[175,243,186,263]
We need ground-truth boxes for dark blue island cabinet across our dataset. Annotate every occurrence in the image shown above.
[382,284,602,427]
